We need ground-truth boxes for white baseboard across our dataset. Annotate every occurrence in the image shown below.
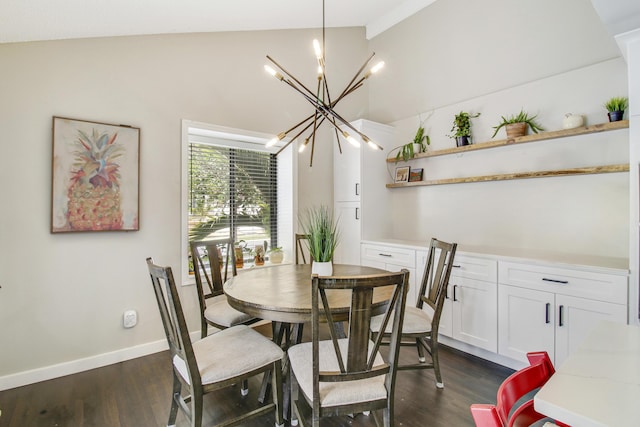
[0,338,173,391]
[439,335,526,371]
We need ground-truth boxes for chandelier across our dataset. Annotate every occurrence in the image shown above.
[264,0,385,166]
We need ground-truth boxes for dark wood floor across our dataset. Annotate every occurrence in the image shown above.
[0,325,513,427]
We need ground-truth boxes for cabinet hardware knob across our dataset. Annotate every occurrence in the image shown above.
[355,183,360,196]
[558,305,564,327]
[545,303,551,324]
[379,253,392,257]
[453,285,458,302]
[355,207,360,220]
[542,278,569,284]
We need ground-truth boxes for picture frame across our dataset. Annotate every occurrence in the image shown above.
[395,166,410,183]
[409,167,424,182]
[51,117,140,233]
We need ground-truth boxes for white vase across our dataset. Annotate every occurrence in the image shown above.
[269,251,284,264]
[311,261,333,277]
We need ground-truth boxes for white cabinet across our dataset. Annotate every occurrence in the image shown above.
[334,141,360,203]
[362,240,628,369]
[361,243,416,304]
[448,255,498,352]
[416,250,498,351]
[498,261,628,366]
[333,120,394,265]
[333,202,360,265]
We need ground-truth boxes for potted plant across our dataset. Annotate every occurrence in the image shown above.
[268,247,284,264]
[448,111,480,147]
[299,205,340,276]
[394,124,430,162]
[491,109,545,139]
[604,97,628,122]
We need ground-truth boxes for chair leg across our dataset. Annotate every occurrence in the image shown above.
[167,373,181,427]
[272,360,284,427]
[430,338,444,388]
[241,379,249,396]
[190,389,204,427]
[290,366,299,426]
[416,338,426,363]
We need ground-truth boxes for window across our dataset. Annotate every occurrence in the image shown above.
[181,120,296,283]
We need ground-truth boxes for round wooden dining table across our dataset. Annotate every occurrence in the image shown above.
[223,263,394,324]
[224,263,396,417]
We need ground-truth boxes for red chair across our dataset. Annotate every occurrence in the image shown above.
[470,351,569,427]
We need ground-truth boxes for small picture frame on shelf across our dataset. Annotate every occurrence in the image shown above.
[395,166,410,183]
[409,168,423,182]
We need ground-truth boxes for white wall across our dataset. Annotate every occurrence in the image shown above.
[0,28,367,387]
[365,0,629,258]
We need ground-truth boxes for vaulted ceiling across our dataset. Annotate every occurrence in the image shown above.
[0,0,438,43]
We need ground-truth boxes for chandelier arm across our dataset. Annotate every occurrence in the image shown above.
[329,81,365,107]
[267,55,324,103]
[282,114,317,136]
[310,116,318,167]
[334,127,343,155]
[334,52,375,101]
[275,117,319,155]
[277,75,381,151]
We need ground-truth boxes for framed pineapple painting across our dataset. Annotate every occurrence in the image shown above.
[51,117,140,233]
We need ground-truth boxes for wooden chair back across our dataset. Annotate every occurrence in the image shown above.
[311,270,409,408]
[295,233,310,264]
[190,238,236,299]
[146,258,201,391]
[416,238,457,334]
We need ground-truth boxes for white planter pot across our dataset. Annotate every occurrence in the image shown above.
[311,261,333,277]
[269,251,284,264]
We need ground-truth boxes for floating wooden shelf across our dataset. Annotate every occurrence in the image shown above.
[386,120,629,188]
[386,120,629,163]
[386,164,629,188]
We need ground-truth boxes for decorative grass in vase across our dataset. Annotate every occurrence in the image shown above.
[300,205,340,276]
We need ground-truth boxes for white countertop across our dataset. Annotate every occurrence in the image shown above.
[361,239,629,274]
[534,321,640,426]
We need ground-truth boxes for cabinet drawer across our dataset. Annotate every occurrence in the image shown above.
[499,261,627,305]
[361,244,415,268]
[450,254,497,283]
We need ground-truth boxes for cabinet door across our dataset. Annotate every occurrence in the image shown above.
[554,294,627,366]
[450,277,498,352]
[333,140,360,203]
[498,284,555,363]
[333,202,360,265]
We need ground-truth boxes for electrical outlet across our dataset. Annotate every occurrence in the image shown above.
[123,310,137,328]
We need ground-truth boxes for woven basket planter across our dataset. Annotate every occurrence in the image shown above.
[505,122,527,139]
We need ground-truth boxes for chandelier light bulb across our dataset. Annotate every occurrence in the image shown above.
[266,132,286,148]
[367,140,382,150]
[362,136,382,150]
[313,39,322,60]
[299,138,310,153]
[342,132,360,148]
[264,65,284,81]
[370,61,385,74]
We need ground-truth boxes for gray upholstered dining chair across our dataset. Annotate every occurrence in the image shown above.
[288,269,409,427]
[190,239,257,338]
[370,237,457,388]
[146,258,284,427]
